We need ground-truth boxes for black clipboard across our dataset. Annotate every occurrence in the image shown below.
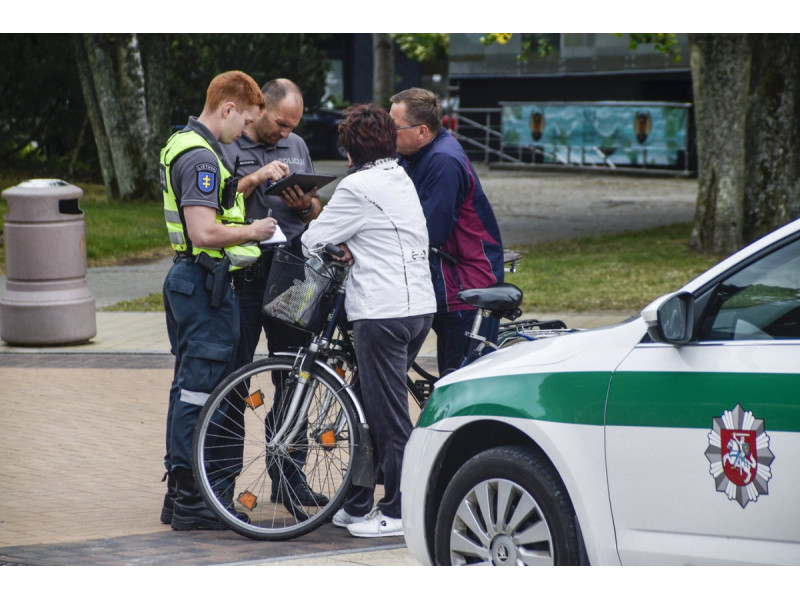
[263,173,337,195]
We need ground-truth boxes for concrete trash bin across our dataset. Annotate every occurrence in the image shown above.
[0,179,96,345]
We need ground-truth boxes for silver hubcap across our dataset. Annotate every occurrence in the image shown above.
[449,478,554,566]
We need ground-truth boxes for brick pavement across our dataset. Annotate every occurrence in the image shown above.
[0,351,432,565]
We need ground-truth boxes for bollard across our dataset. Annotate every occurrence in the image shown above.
[0,179,96,345]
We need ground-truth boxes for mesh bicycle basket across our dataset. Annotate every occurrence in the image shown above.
[262,247,339,334]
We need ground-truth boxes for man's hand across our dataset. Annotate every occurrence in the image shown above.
[238,160,290,198]
[185,206,277,246]
[248,216,277,242]
[281,185,317,212]
[258,160,290,184]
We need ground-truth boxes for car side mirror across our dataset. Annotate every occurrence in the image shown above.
[642,292,694,344]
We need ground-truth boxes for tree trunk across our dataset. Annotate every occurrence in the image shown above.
[75,33,166,201]
[690,33,800,254]
[73,35,117,198]
[372,33,395,107]
[742,34,800,244]
[689,33,751,255]
[140,33,171,199]
[82,34,144,201]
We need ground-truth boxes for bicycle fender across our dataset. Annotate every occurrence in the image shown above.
[351,422,376,488]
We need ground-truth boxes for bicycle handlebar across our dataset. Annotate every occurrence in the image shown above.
[324,243,345,259]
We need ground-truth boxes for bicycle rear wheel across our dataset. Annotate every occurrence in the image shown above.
[193,356,358,540]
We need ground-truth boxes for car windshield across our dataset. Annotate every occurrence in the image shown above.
[698,237,800,340]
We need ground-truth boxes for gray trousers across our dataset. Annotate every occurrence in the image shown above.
[345,314,433,519]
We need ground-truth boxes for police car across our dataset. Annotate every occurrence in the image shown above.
[401,218,800,566]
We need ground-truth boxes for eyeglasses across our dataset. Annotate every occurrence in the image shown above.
[396,123,422,130]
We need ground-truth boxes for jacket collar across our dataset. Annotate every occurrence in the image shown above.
[403,127,448,165]
[235,132,291,151]
[186,117,231,171]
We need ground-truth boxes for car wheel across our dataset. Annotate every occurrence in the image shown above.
[434,445,581,566]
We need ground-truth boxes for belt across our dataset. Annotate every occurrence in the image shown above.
[174,251,191,263]
[242,248,275,283]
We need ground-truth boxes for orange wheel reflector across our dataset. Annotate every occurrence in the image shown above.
[245,390,264,409]
[237,490,258,510]
[320,429,336,450]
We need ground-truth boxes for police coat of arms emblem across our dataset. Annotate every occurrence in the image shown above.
[705,403,774,508]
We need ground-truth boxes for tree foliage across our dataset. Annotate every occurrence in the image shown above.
[0,34,332,200]
[0,34,92,178]
[621,33,681,62]
[167,34,331,120]
[392,33,449,63]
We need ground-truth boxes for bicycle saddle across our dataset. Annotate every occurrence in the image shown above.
[457,283,523,318]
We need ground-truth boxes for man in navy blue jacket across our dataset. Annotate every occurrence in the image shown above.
[390,88,505,375]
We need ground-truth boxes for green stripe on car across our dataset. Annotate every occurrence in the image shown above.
[607,371,800,431]
[419,372,610,428]
[420,371,800,432]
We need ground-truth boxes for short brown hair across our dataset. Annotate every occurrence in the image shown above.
[390,88,442,134]
[261,78,302,110]
[205,71,265,113]
[338,104,397,166]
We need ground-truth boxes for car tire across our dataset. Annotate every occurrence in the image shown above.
[433,445,582,566]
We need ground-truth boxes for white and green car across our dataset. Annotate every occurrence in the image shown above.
[401,219,800,566]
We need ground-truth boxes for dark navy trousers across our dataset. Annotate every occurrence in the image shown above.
[343,315,433,519]
[433,309,499,375]
[163,258,239,473]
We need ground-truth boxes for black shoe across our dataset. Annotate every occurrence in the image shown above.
[160,492,175,525]
[270,478,329,506]
[170,467,226,531]
[160,471,176,525]
[171,500,227,531]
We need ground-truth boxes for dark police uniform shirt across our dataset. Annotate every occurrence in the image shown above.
[172,117,234,213]
[220,132,314,243]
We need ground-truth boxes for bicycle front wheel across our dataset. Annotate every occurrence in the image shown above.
[193,356,359,540]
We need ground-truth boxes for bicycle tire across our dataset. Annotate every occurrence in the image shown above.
[193,356,359,541]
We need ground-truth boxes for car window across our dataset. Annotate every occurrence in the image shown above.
[698,237,800,341]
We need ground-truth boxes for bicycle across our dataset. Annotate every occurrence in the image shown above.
[406,248,574,408]
[192,244,574,540]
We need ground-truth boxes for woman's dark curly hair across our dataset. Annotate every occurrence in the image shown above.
[338,104,397,166]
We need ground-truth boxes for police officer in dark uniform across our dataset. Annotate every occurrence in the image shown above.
[159,71,290,530]
[220,78,327,507]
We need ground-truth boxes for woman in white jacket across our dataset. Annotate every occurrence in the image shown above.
[302,104,435,538]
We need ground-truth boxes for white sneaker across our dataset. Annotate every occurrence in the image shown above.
[346,508,403,538]
[331,508,365,528]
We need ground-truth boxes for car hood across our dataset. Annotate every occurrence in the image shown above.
[418,317,648,428]
[436,316,647,387]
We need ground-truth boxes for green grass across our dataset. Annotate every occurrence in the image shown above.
[505,222,724,313]
[2,173,721,314]
[102,293,165,312]
[1,177,170,273]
